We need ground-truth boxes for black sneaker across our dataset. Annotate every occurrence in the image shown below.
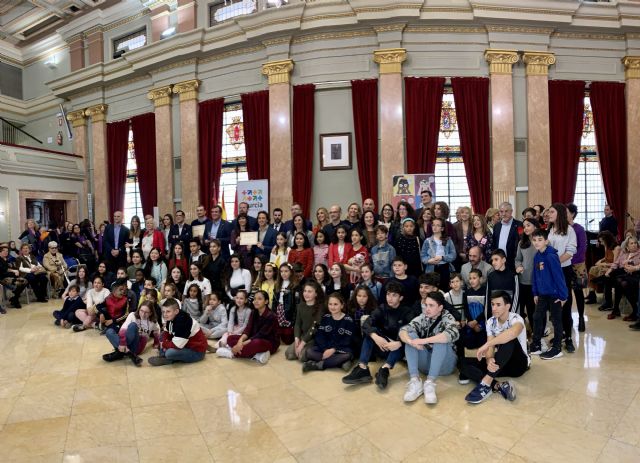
[375,367,390,390]
[302,361,322,373]
[102,350,126,362]
[598,304,612,312]
[564,338,576,354]
[72,324,86,332]
[128,352,143,367]
[585,293,597,305]
[458,374,470,385]
[10,297,21,309]
[342,365,372,385]
[529,343,542,355]
[540,347,563,360]
[629,321,640,331]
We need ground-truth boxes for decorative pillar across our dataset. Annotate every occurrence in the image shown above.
[67,109,89,218]
[485,49,519,207]
[262,59,294,214]
[68,34,84,72]
[86,27,104,65]
[373,48,406,205]
[177,0,197,33]
[84,104,109,223]
[150,4,171,42]
[523,51,556,208]
[172,79,200,221]
[623,56,640,225]
[148,86,175,215]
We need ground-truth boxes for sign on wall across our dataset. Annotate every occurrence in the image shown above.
[391,174,436,210]
[236,179,269,218]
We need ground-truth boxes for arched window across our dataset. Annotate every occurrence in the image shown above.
[435,89,472,221]
[123,128,143,224]
[572,94,607,231]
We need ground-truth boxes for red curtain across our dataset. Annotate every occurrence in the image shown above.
[106,120,130,220]
[198,98,224,211]
[548,80,586,204]
[405,77,445,174]
[351,79,379,203]
[241,90,270,180]
[451,77,491,213]
[292,84,315,215]
[130,113,157,216]
[590,81,627,239]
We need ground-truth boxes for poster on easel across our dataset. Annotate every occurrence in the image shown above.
[236,179,269,218]
[391,174,436,210]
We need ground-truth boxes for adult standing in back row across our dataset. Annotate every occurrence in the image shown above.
[492,202,523,271]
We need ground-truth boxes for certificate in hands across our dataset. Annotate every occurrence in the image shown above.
[240,231,259,246]
[192,225,205,238]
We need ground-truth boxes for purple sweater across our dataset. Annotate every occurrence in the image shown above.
[571,223,587,265]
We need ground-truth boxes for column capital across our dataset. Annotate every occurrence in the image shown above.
[172,79,200,102]
[373,48,407,74]
[84,104,108,123]
[67,109,87,128]
[484,49,519,75]
[261,59,294,85]
[148,85,173,107]
[523,51,556,76]
[622,56,640,79]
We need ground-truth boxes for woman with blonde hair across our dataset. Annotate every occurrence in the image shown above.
[485,208,500,231]
[313,207,330,235]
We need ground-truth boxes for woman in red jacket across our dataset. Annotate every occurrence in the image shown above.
[288,232,314,278]
[141,216,166,260]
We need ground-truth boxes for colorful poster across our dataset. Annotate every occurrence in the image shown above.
[391,174,436,210]
[236,179,269,218]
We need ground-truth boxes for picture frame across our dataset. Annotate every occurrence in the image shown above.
[320,133,352,171]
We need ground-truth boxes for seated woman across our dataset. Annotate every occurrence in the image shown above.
[600,236,640,319]
[103,301,161,366]
[302,292,356,372]
[216,290,279,364]
[43,241,67,297]
[15,243,49,302]
[585,231,619,304]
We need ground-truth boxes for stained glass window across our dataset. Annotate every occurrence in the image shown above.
[435,89,472,220]
[123,128,143,224]
[573,95,606,232]
[219,103,248,220]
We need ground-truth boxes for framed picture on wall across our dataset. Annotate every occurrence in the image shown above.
[320,133,352,170]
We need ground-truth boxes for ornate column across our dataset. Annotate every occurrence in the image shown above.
[148,86,175,215]
[262,59,294,214]
[623,56,640,224]
[373,48,406,205]
[67,34,84,72]
[485,49,519,207]
[86,26,104,65]
[523,51,556,208]
[67,109,89,218]
[172,79,200,220]
[84,104,109,223]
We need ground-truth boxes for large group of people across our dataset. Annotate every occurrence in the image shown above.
[1,195,638,406]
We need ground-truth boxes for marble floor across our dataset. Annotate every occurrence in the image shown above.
[0,301,639,463]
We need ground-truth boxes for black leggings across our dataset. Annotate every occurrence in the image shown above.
[613,273,640,315]
[306,345,352,369]
[518,283,535,321]
[462,338,529,387]
[561,266,578,338]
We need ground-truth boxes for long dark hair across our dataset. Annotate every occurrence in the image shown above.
[330,262,349,288]
[331,225,350,244]
[144,247,166,275]
[302,281,325,318]
[597,230,616,250]
[347,285,377,318]
[186,283,204,314]
[431,217,449,245]
[519,218,540,249]
[394,201,415,222]
[229,289,249,326]
[549,203,570,236]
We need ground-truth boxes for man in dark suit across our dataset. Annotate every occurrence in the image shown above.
[492,202,523,270]
[103,210,129,270]
[203,205,232,260]
[270,208,285,233]
[169,209,192,249]
[231,202,258,231]
[282,202,312,234]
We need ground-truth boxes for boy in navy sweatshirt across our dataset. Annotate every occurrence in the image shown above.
[531,229,568,360]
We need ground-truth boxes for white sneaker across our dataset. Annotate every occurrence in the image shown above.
[216,347,234,359]
[403,377,424,402]
[252,351,270,365]
[423,380,437,404]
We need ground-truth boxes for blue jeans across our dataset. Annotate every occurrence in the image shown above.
[106,323,140,353]
[404,333,457,380]
[358,336,403,368]
[161,346,205,364]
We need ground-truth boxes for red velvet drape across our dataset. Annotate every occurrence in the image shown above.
[351,79,379,203]
[198,98,224,211]
[106,120,130,220]
[241,90,270,180]
[548,80,586,204]
[130,113,157,216]
[590,81,627,239]
[451,77,491,213]
[405,77,445,174]
[292,84,315,215]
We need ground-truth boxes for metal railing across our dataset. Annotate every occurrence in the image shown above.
[0,117,42,146]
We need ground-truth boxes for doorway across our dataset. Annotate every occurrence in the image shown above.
[26,199,67,228]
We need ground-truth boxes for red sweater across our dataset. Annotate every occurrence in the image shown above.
[328,242,353,268]
[288,248,314,277]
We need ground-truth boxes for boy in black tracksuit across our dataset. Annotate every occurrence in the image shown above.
[485,249,519,318]
[531,230,568,360]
